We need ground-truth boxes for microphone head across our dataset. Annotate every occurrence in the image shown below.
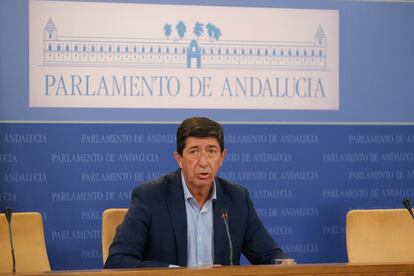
[4,208,13,223]
[402,198,412,209]
[221,209,228,220]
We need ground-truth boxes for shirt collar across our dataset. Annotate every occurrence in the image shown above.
[181,171,217,201]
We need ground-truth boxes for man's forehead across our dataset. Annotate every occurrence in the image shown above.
[184,136,220,147]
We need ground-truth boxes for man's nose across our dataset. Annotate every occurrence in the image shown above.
[197,151,209,165]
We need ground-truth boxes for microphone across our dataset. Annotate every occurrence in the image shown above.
[402,198,414,222]
[221,209,233,266]
[4,208,16,273]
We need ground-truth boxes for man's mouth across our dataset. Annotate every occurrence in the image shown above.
[197,172,210,179]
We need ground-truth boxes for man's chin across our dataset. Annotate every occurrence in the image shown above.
[194,178,213,187]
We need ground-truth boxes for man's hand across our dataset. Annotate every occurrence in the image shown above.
[274,258,296,265]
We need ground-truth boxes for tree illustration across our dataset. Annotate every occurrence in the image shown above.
[206,23,215,41]
[193,22,204,40]
[176,20,186,40]
[163,21,221,41]
[163,23,172,39]
[213,27,222,41]
[205,23,221,41]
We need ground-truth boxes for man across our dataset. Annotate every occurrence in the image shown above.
[104,117,288,268]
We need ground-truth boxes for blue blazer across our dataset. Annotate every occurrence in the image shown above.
[104,170,286,268]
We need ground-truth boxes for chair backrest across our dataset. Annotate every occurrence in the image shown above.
[101,208,128,264]
[346,208,414,263]
[0,212,51,272]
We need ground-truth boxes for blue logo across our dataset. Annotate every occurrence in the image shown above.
[43,18,327,71]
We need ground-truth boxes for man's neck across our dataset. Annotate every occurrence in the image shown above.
[180,172,217,209]
[188,185,212,208]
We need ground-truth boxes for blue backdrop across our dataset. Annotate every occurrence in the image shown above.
[1,123,413,269]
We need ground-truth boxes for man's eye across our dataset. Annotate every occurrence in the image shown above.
[189,149,199,155]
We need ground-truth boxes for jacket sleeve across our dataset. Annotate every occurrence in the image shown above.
[103,185,170,268]
[241,189,288,264]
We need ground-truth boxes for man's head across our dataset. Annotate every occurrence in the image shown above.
[176,117,224,155]
[174,117,227,196]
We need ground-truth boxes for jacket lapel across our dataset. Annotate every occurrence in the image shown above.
[213,179,231,265]
[167,172,188,266]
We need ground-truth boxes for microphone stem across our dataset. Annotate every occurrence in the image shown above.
[403,199,414,222]
[223,218,233,266]
[408,210,414,221]
[7,220,16,273]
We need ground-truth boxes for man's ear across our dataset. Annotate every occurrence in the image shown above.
[173,152,183,168]
[220,149,228,166]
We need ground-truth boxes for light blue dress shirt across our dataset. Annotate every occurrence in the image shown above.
[181,173,216,267]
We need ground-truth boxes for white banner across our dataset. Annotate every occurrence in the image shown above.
[30,0,339,110]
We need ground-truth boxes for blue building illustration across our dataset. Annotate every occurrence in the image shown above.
[187,40,201,68]
[43,19,327,70]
